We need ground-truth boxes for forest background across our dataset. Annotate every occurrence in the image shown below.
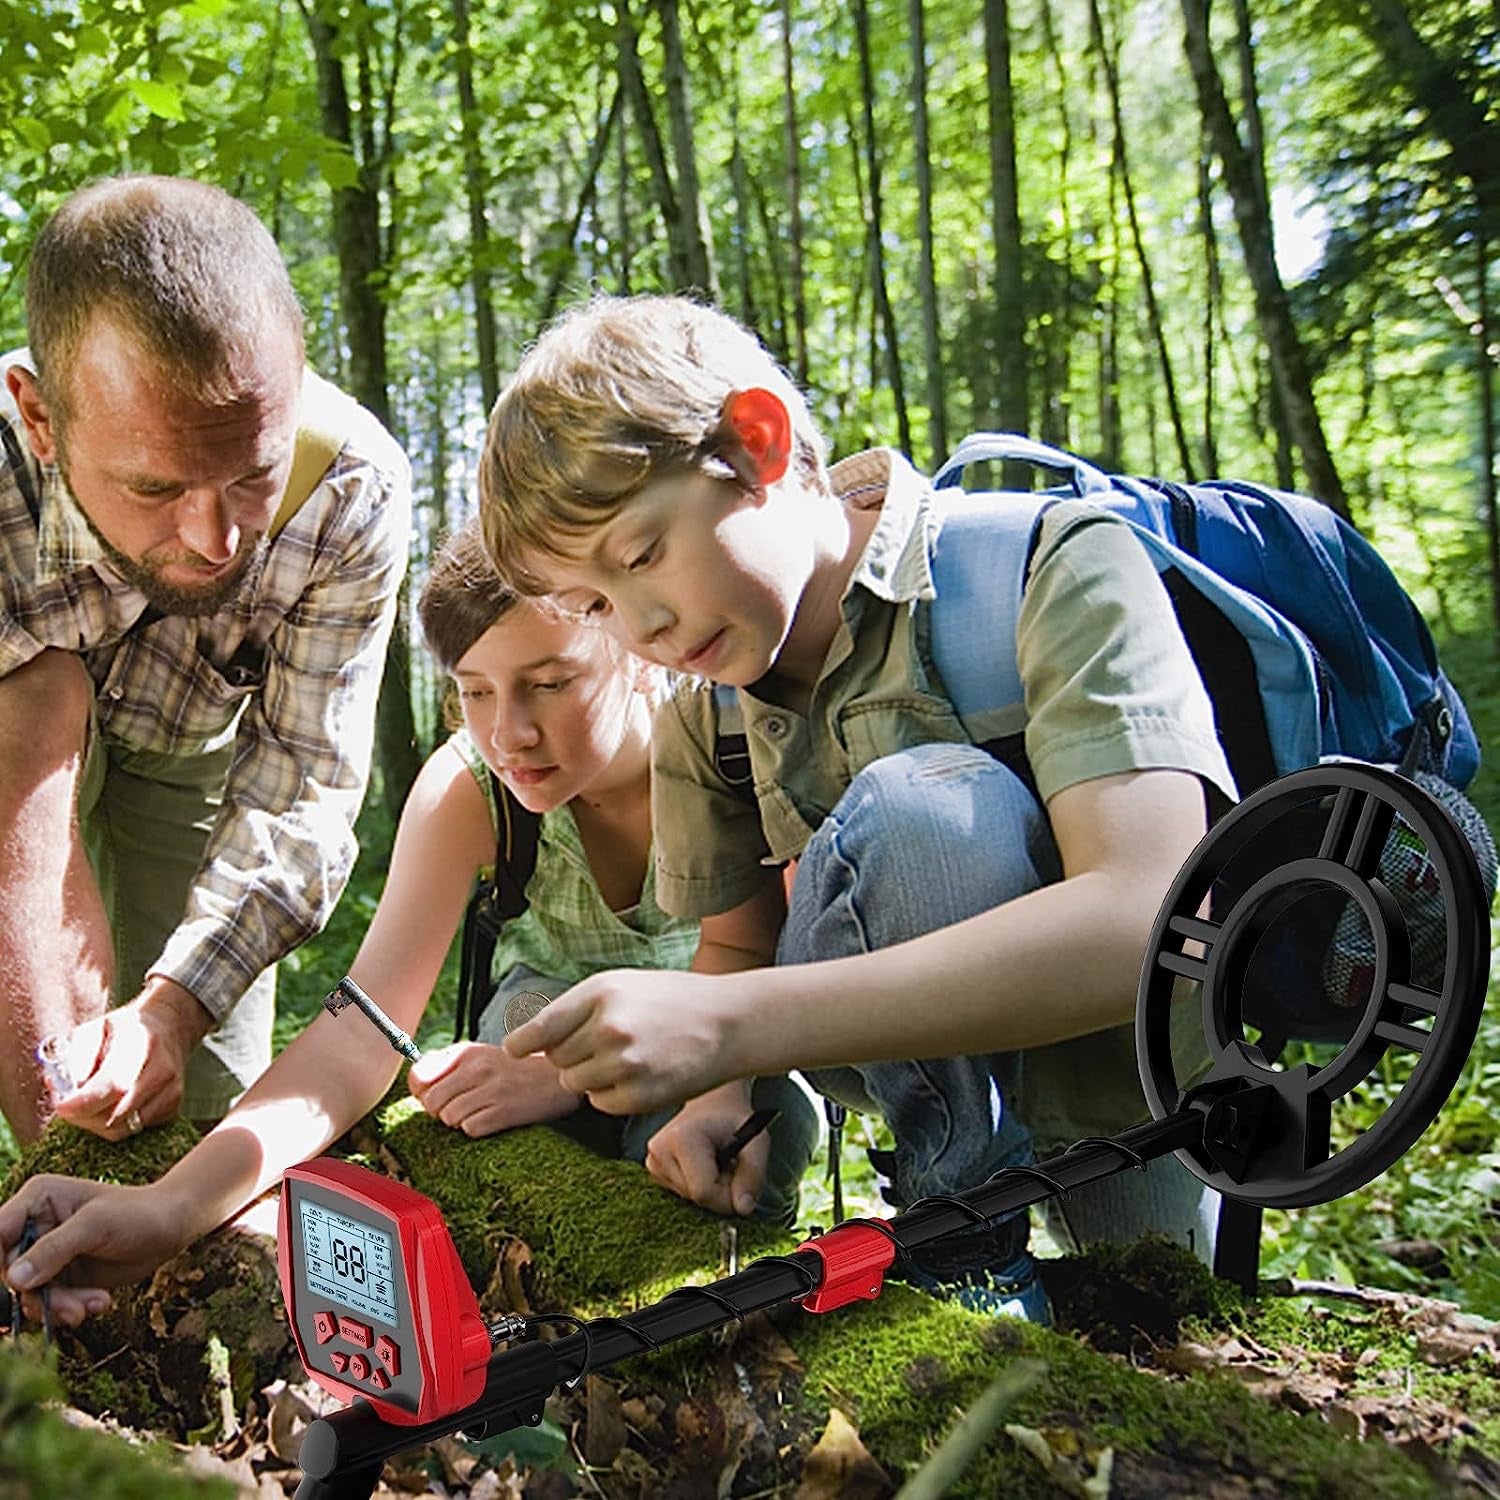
[0,0,1498,1323]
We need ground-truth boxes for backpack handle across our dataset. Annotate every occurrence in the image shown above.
[933,432,1113,497]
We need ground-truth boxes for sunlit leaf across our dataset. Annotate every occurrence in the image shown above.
[12,117,51,152]
[128,77,185,121]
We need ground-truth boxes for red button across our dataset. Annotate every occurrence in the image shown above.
[348,1353,370,1381]
[375,1335,401,1378]
[312,1311,338,1345]
[338,1316,373,1349]
[329,1351,349,1374]
[370,1367,390,1391]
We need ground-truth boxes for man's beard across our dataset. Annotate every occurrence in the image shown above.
[86,516,266,616]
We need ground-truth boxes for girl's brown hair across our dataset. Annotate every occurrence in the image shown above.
[417,515,518,675]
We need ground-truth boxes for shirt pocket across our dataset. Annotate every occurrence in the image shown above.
[101,633,264,756]
[836,690,971,774]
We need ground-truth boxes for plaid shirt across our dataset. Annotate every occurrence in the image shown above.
[0,354,412,1021]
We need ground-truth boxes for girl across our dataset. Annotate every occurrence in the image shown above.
[0,517,815,1325]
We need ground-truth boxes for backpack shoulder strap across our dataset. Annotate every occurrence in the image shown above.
[269,368,362,539]
[710,682,755,798]
[453,772,542,1042]
[923,490,1056,754]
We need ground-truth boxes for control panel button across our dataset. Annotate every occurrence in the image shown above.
[312,1310,338,1345]
[338,1316,373,1349]
[375,1335,401,1378]
[370,1367,391,1391]
[348,1353,370,1382]
[329,1351,349,1374]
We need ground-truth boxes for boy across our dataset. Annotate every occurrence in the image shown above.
[481,295,1235,1316]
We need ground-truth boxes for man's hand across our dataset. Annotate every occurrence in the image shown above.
[53,977,214,1139]
[644,1081,764,1217]
[408,1042,579,1137]
[0,1175,190,1328]
[502,969,740,1115]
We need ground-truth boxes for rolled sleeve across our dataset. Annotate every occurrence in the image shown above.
[152,447,412,1017]
[652,681,773,919]
[1019,505,1236,807]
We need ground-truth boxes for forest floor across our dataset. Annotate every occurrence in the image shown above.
[2,630,1498,1495]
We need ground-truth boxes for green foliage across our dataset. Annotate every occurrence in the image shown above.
[0,1343,234,1497]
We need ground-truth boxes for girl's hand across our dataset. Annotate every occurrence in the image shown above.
[408,1042,578,1136]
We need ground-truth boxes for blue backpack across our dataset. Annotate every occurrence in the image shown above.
[928,432,1479,796]
[925,433,1491,1048]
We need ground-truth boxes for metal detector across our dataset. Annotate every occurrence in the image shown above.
[282,763,1492,1499]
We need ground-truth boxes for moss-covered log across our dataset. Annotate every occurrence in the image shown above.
[8,1105,1497,1496]
[2,1121,300,1437]
[374,1099,1500,1497]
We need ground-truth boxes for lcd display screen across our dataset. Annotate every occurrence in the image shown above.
[298,1198,400,1328]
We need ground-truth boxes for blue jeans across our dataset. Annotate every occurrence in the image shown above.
[777,744,1216,1312]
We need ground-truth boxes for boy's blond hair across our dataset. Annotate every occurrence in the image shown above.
[480,294,827,591]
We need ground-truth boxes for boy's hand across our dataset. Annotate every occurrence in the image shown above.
[645,1082,764,1217]
[0,1176,186,1328]
[408,1042,578,1136]
[503,970,738,1114]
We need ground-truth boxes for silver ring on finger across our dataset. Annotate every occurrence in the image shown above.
[125,1108,143,1136]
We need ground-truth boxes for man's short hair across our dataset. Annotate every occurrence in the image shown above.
[480,294,827,591]
[26,175,305,427]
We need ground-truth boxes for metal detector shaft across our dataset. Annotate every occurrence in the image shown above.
[295,1110,1205,1493]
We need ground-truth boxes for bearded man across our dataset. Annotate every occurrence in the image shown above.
[0,175,411,1143]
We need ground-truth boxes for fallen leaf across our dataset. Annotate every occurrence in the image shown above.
[262,1376,344,1463]
[584,1373,628,1467]
[1416,1327,1488,1367]
[794,1407,892,1500]
[486,1236,535,1314]
[1003,1423,1114,1499]
[431,1434,479,1486]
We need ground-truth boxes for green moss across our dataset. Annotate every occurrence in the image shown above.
[794,1290,1448,1496]
[372,1107,1487,1492]
[0,1343,233,1498]
[373,1099,795,1312]
[1,1117,199,1201]
[1240,1292,1500,1453]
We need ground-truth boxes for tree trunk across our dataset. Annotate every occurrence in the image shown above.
[1355,0,1500,243]
[1197,135,1221,475]
[781,0,810,386]
[539,87,622,327]
[1230,0,1295,476]
[1099,126,1122,468]
[853,0,911,454]
[450,0,499,413]
[908,0,946,466]
[1179,0,1349,516]
[656,0,718,298]
[1092,0,1194,477]
[616,87,634,293]
[728,62,759,330]
[1039,0,1076,450]
[983,0,1029,486]
[616,0,691,289]
[301,0,422,817]
[1478,231,1500,648]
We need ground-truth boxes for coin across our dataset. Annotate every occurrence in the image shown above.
[503,990,552,1034]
